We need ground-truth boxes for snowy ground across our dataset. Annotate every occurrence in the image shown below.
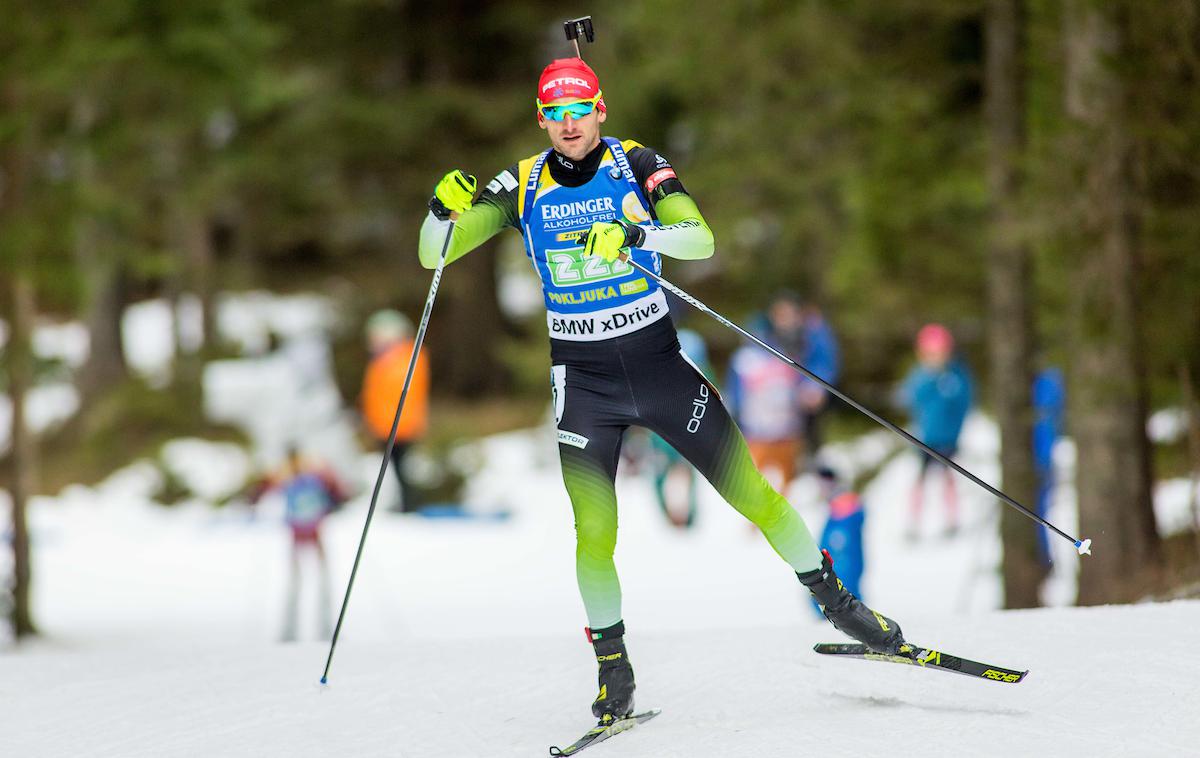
[6,599,1198,757]
[4,293,1199,756]
[8,422,1199,757]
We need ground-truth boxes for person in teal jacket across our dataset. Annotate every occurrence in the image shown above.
[900,324,974,538]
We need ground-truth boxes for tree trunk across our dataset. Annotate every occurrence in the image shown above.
[1,77,38,638]
[183,208,217,352]
[7,271,38,639]
[1179,365,1200,555]
[156,136,214,379]
[1063,0,1161,604]
[77,252,131,398]
[985,0,1044,608]
[73,129,129,398]
[76,236,130,398]
[222,199,259,291]
[165,193,214,387]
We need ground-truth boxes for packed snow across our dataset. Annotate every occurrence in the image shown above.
[3,293,1198,757]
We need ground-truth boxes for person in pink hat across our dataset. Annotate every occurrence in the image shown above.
[899,324,975,539]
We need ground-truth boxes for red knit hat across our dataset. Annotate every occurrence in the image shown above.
[537,58,605,112]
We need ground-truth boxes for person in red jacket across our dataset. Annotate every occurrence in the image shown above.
[360,309,430,512]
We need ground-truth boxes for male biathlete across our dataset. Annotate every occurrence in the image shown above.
[419,58,907,723]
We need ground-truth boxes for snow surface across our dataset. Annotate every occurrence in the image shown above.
[8,419,1199,757]
[5,593,1198,757]
[5,293,1199,756]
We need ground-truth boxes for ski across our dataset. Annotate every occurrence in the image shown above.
[548,709,662,756]
[814,642,1028,684]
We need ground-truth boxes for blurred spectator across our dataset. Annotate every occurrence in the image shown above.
[250,445,347,642]
[646,329,711,528]
[1032,367,1066,565]
[811,464,865,615]
[360,310,430,513]
[726,293,809,491]
[799,302,840,454]
[899,323,974,539]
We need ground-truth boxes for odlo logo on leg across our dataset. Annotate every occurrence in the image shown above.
[687,383,710,433]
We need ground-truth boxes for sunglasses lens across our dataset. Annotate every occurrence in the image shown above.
[541,100,597,121]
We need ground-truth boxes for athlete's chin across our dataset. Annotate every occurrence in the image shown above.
[555,135,590,160]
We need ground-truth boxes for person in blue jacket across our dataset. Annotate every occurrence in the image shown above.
[811,465,865,615]
[799,302,840,454]
[1032,367,1065,565]
[900,324,974,538]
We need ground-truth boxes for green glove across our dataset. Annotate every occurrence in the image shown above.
[582,219,646,263]
[430,170,477,219]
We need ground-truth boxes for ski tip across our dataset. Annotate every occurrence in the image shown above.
[1075,538,1092,556]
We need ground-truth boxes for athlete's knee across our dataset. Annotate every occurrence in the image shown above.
[573,509,618,559]
[727,473,789,528]
[751,497,791,531]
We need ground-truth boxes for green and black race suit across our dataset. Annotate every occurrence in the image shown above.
[418,138,822,628]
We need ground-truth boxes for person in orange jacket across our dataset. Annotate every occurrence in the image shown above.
[360,309,430,512]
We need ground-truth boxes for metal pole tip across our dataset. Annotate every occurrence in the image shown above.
[1075,538,1092,556]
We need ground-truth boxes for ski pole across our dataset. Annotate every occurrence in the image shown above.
[320,216,457,685]
[617,253,1093,557]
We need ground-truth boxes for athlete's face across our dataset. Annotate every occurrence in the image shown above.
[539,107,606,161]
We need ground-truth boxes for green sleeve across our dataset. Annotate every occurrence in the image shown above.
[638,193,715,260]
[418,202,510,269]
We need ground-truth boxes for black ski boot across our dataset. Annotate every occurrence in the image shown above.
[587,621,635,722]
[798,550,908,655]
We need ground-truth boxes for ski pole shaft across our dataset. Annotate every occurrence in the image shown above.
[619,254,1092,556]
[320,218,457,685]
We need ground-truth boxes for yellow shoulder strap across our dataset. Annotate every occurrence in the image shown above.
[516,154,540,220]
[620,139,645,152]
